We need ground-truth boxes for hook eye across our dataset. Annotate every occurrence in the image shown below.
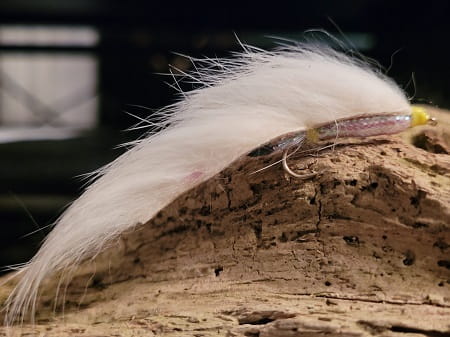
[428,117,438,126]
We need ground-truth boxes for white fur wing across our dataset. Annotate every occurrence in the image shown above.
[5,45,411,324]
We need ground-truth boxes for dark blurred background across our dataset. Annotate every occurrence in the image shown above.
[0,0,449,272]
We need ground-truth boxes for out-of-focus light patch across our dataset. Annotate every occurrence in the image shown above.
[0,54,98,130]
[0,25,99,47]
[0,25,99,142]
[0,126,80,144]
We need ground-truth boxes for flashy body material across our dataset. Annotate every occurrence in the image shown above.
[313,106,431,141]
[308,106,431,140]
[263,107,431,154]
[314,114,412,140]
[5,44,430,325]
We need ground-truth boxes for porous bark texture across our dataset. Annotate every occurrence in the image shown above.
[1,107,449,337]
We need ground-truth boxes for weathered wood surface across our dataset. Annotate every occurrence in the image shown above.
[1,107,449,336]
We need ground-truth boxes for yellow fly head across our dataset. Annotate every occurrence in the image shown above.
[411,106,435,127]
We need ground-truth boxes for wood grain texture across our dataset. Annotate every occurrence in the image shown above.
[1,107,449,337]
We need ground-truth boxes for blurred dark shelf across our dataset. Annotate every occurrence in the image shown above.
[0,129,125,193]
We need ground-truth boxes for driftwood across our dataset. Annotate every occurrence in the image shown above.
[1,107,449,337]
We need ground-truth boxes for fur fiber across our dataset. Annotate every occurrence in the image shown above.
[4,43,411,324]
